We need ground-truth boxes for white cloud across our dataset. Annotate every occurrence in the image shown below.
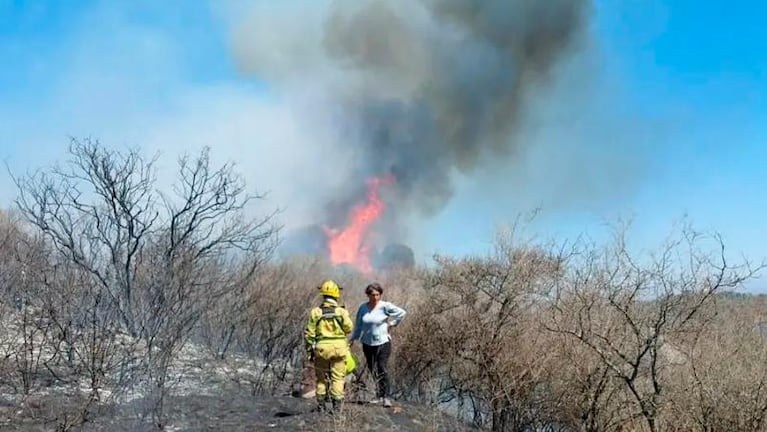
[138,83,359,229]
[0,1,357,232]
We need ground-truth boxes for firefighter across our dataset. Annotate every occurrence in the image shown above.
[305,279,354,414]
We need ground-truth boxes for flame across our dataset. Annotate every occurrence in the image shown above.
[324,175,394,274]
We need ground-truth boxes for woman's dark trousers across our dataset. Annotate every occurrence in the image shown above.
[362,342,391,398]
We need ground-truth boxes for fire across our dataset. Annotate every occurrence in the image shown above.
[324,175,394,274]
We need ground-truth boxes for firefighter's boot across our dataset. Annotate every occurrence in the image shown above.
[315,397,329,414]
[330,398,342,416]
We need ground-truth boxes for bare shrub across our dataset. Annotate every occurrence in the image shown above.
[11,138,279,429]
[546,222,764,432]
[397,226,565,431]
[227,256,327,394]
[663,295,767,432]
[0,211,61,395]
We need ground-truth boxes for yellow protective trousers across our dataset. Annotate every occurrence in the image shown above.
[314,340,349,401]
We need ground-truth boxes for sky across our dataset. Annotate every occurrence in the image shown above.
[0,0,765,290]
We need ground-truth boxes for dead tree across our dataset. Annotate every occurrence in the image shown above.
[12,138,279,429]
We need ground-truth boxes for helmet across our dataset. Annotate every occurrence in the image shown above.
[318,279,341,299]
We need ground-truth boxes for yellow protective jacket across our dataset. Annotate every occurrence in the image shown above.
[305,299,354,350]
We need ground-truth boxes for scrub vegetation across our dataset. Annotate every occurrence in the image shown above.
[0,141,765,431]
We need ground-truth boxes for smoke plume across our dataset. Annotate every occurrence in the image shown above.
[230,0,591,254]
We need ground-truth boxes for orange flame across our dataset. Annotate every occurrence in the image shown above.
[324,175,394,274]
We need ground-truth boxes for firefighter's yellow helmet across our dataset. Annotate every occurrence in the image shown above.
[318,279,342,299]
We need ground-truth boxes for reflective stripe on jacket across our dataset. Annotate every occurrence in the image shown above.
[305,300,354,348]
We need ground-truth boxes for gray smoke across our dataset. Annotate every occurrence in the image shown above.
[230,0,591,246]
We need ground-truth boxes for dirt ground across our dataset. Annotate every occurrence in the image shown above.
[0,342,478,431]
[0,389,478,432]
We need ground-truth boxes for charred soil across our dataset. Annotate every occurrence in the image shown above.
[0,388,477,432]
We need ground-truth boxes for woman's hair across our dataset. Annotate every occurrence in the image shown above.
[365,282,383,296]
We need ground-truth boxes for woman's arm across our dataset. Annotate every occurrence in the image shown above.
[384,302,406,326]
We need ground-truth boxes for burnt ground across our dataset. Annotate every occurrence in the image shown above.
[0,343,478,431]
[0,388,478,432]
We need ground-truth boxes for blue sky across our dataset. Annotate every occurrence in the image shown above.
[1,1,765,289]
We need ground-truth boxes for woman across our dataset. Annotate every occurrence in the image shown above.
[349,282,406,408]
